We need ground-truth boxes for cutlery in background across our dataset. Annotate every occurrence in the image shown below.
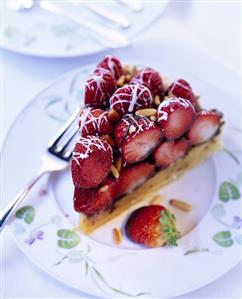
[79,2,131,28]
[118,0,143,12]
[6,0,130,48]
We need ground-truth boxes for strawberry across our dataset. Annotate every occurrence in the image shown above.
[79,107,113,137]
[109,84,152,116]
[96,55,123,80]
[73,177,117,216]
[121,116,162,164]
[84,68,116,108]
[153,138,190,168]
[71,136,113,188]
[167,79,198,108]
[157,97,195,140]
[130,67,164,97]
[125,205,179,247]
[187,110,221,145]
[118,162,155,195]
[114,114,140,148]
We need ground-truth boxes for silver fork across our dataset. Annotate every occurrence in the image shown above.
[7,0,130,48]
[0,108,80,232]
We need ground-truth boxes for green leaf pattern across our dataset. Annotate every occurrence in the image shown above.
[57,229,80,249]
[213,231,234,247]
[15,206,35,224]
[219,182,240,202]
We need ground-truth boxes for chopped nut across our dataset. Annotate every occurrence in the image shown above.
[108,108,120,121]
[125,74,131,82]
[130,65,137,76]
[135,108,157,117]
[154,95,161,106]
[123,64,131,74]
[149,194,164,205]
[117,75,126,87]
[169,199,192,212]
[161,75,171,91]
[150,115,157,122]
[99,185,108,192]
[112,228,122,245]
[115,156,122,172]
[129,124,136,134]
[102,135,115,146]
[111,164,119,179]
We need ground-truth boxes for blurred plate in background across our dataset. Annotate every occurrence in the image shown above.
[1,1,169,57]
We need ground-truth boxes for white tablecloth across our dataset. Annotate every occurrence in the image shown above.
[1,2,241,298]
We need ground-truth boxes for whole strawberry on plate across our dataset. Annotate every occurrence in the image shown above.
[126,205,179,247]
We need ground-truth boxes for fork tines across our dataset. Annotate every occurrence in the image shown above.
[48,108,80,161]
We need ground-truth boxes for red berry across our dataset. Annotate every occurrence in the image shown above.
[187,110,221,145]
[110,84,152,116]
[118,162,155,196]
[114,114,143,148]
[73,177,117,216]
[157,97,195,140]
[126,205,179,247]
[96,55,122,80]
[153,138,190,168]
[121,115,162,164]
[130,67,164,97]
[71,136,113,188]
[168,79,198,108]
[84,68,116,108]
[79,107,113,137]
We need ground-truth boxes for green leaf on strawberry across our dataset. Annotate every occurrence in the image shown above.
[160,210,180,246]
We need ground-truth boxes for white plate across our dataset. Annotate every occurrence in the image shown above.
[1,2,168,57]
[2,64,242,298]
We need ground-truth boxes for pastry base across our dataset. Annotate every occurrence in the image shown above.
[78,135,222,234]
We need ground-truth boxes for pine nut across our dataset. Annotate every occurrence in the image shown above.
[135,108,157,117]
[112,228,122,245]
[108,108,120,121]
[117,75,126,87]
[129,124,136,134]
[154,95,161,106]
[102,135,115,147]
[169,199,192,212]
[111,164,119,179]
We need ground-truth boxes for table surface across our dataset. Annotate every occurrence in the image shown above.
[1,1,241,298]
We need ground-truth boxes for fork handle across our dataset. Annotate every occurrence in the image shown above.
[0,171,47,233]
[40,1,130,48]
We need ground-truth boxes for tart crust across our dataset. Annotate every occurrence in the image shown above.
[78,134,222,234]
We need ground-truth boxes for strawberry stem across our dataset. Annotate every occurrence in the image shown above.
[160,210,180,246]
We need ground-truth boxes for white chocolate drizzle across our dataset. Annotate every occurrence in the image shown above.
[79,108,109,136]
[157,97,190,123]
[110,84,152,114]
[72,136,109,167]
[123,114,154,138]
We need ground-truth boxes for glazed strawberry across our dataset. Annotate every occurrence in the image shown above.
[118,162,155,195]
[121,116,162,164]
[96,55,122,80]
[153,138,190,168]
[157,97,195,140]
[114,114,139,148]
[187,110,221,145]
[74,177,117,216]
[109,84,152,116]
[84,68,116,108]
[79,107,113,137]
[71,136,113,188]
[167,79,198,108]
[126,205,179,247]
[130,67,164,97]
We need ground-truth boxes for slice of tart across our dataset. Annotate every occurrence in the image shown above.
[71,55,224,234]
